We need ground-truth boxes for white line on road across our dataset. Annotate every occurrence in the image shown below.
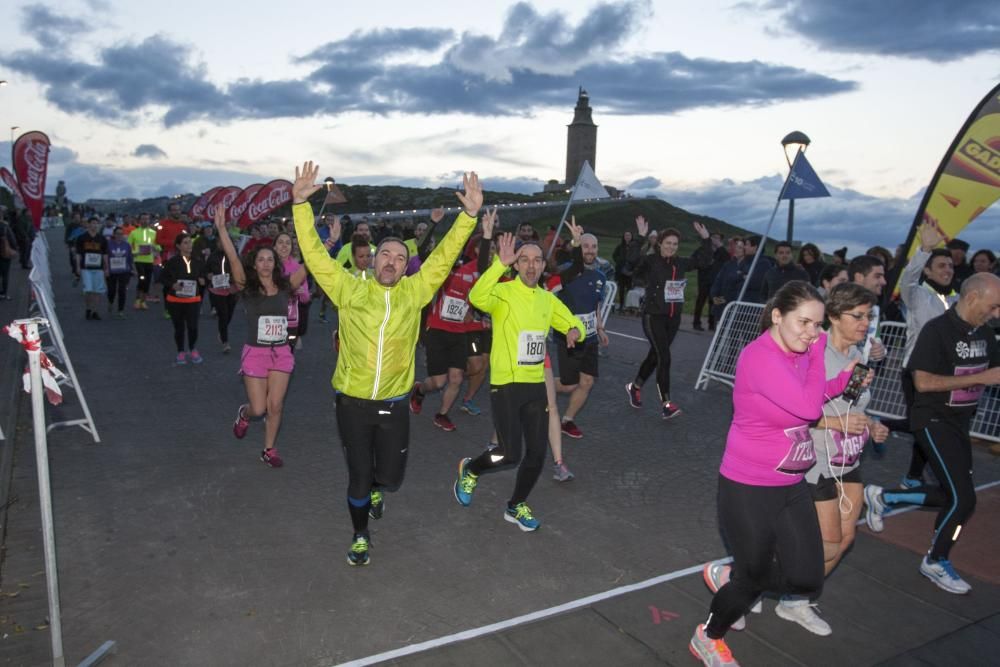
[606,328,646,342]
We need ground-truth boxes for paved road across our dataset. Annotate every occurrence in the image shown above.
[0,230,998,666]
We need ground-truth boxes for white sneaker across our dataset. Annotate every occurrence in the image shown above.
[689,624,740,666]
[863,484,886,532]
[701,561,746,631]
[919,557,971,595]
[775,599,832,636]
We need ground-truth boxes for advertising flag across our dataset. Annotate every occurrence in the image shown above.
[570,161,610,201]
[897,82,1000,285]
[226,184,264,224]
[12,131,50,229]
[237,179,293,229]
[204,186,243,221]
[189,186,223,220]
[0,167,24,206]
[779,151,830,200]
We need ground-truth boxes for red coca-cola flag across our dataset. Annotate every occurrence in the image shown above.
[226,183,264,224]
[12,131,50,229]
[204,186,242,221]
[237,179,293,229]
[0,167,25,206]
[189,186,223,220]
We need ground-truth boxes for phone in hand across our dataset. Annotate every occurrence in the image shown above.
[841,363,870,403]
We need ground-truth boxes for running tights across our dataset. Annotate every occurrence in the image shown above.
[468,382,547,506]
[209,292,239,344]
[166,301,200,352]
[106,273,130,311]
[636,312,681,401]
[705,476,824,639]
[135,263,153,296]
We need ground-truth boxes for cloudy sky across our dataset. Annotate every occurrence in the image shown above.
[1,0,998,254]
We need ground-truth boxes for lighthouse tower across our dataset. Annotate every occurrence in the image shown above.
[565,87,597,188]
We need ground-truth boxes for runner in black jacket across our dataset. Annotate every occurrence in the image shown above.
[625,215,712,419]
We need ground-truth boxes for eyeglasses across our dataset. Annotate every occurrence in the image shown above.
[842,312,876,322]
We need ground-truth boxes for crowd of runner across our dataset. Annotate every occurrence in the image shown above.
[6,170,1000,667]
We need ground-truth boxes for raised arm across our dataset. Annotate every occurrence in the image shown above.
[214,202,246,288]
[470,232,515,314]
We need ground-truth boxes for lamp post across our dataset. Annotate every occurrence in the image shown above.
[316,177,337,222]
[780,130,811,243]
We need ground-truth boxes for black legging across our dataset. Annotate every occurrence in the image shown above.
[468,382,547,505]
[706,476,824,639]
[166,301,200,352]
[616,273,633,308]
[135,263,153,296]
[636,312,682,402]
[693,283,712,327]
[336,394,410,536]
[106,273,130,311]
[209,292,239,344]
[884,418,976,562]
[0,257,11,297]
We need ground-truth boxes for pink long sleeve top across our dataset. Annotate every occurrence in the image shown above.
[720,331,852,486]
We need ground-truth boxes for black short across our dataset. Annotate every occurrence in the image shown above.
[424,327,469,376]
[809,467,864,502]
[467,329,491,357]
[556,340,599,385]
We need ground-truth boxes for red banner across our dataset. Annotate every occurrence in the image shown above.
[204,186,242,221]
[237,179,293,229]
[12,131,50,229]
[0,167,24,206]
[189,186,223,220]
[226,183,264,224]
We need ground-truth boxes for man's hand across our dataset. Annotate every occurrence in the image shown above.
[292,161,322,204]
[325,218,341,246]
[635,215,648,237]
[872,420,890,444]
[430,207,445,224]
[566,327,581,349]
[693,221,710,239]
[919,214,945,251]
[598,328,609,347]
[869,338,886,362]
[481,207,498,239]
[566,215,583,246]
[497,232,516,266]
[455,172,483,218]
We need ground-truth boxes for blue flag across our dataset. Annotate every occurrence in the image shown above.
[780,151,830,200]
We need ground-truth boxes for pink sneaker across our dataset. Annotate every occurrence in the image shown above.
[233,404,250,439]
[190,349,203,364]
[260,449,283,468]
[175,352,187,365]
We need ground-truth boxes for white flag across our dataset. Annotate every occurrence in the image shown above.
[571,161,609,201]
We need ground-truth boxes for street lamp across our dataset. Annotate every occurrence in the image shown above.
[781,131,811,243]
[316,176,337,221]
[0,81,8,87]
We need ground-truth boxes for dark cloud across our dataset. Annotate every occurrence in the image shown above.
[627,176,662,190]
[20,4,91,49]
[767,0,1000,61]
[1,1,856,126]
[133,144,167,159]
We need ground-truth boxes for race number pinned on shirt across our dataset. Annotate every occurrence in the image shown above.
[138,244,152,256]
[950,363,988,406]
[829,427,870,467]
[578,311,598,337]
[257,316,288,345]
[109,256,127,272]
[441,295,469,322]
[175,279,197,298]
[663,279,686,303]
[517,330,546,365]
[211,273,230,289]
[84,252,103,269]
[775,425,816,475]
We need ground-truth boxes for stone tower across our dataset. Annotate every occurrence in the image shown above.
[565,87,597,187]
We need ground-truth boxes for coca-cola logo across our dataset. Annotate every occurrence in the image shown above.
[247,187,291,220]
[19,140,49,200]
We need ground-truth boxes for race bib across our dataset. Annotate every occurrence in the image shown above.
[950,364,988,406]
[211,273,230,289]
[109,256,127,272]
[578,311,598,337]
[663,279,686,303]
[138,244,152,256]
[175,279,197,298]
[829,427,869,467]
[517,330,546,366]
[257,316,288,345]
[441,295,469,322]
[84,252,102,268]
[775,425,816,475]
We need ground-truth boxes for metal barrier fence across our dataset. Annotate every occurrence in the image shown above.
[694,302,999,442]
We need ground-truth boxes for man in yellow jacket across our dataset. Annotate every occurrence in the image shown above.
[292,161,482,566]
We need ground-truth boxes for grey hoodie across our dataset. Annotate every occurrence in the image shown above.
[900,248,958,366]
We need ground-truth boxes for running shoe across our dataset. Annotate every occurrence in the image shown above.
[133,298,143,310]
[222,342,231,354]
[190,349,204,364]
[504,502,540,532]
[900,475,924,489]
[561,420,583,439]
[689,624,739,666]
[863,484,886,533]
[346,533,370,567]
[409,382,425,415]
[625,382,642,408]
[175,352,187,365]
[318,313,329,324]
[260,449,283,468]
[454,458,478,506]
[775,599,832,636]
[139,300,148,310]
[693,323,705,332]
[91,312,102,321]
[369,490,384,520]
[433,413,456,432]
[552,461,574,482]
[662,401,682,420]
[919,557,971,594]
[116,312,126,320]
[702,561,745,631]
[233,404,250,439]
[460,399,481,416]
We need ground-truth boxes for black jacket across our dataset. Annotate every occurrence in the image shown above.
[634,237,712,316]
